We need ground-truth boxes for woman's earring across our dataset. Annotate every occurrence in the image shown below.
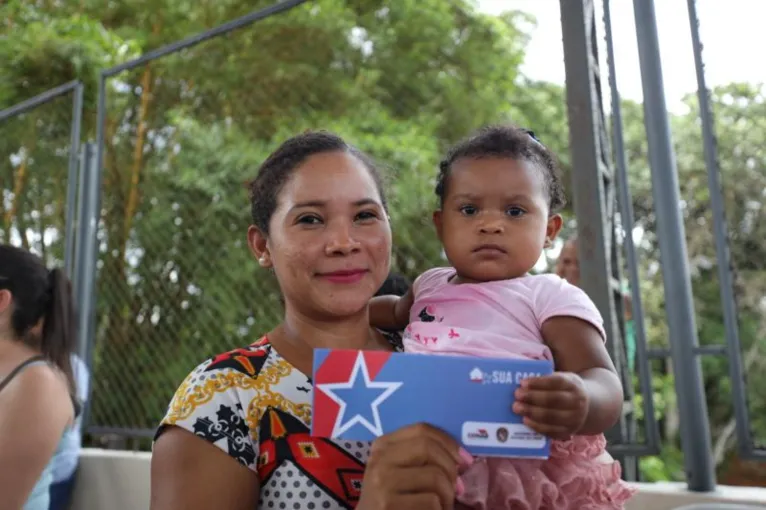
[258,255,268,267]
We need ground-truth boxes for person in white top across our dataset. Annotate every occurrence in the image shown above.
[0,245,77,510]
[48,353,89,510]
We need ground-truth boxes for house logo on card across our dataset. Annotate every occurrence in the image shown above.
[469,368,485,383]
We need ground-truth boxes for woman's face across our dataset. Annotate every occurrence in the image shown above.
[249,151,391,320]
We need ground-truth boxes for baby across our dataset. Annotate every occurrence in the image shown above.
[370,125,635,509]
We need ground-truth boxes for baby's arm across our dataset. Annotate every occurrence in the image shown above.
[369,289,414,331]
[541,316,624,435]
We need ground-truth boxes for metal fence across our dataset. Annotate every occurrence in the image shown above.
[1,0,764,491]
[0,81,83,275]
[559,0,765,490]
[86,0,313,439]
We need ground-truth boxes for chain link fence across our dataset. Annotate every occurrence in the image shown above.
[0,85,80,270]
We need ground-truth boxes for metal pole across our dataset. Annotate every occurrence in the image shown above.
[72,144,89,309]
[603,0,660,455]
[559,0,630,456]
[76,141,100,429]
[64,84,84,277]
[78,73,110,430]
[686,0,761,460]
[632,0,716,492]
[73,143,94,361]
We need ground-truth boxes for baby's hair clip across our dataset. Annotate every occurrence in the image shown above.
[523,129,543,145]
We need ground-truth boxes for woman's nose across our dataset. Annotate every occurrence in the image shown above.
[325,224,361,255]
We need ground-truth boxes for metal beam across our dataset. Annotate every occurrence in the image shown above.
[633,0,716,491]
[559,0,638,478]
[603,0,661,456]
[74,142,100,430]
[0,80,81,121]
[64,83,84,277]
[102,0,311,77]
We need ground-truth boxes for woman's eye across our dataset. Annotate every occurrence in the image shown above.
[297,215,322,225]
[459,205,478,216]
[507,207,526,217]
[355,210,378,222]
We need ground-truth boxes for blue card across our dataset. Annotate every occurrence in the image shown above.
[311,349,554,458]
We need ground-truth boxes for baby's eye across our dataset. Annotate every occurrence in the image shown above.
[506,207,526,217]
[459,205,478,216]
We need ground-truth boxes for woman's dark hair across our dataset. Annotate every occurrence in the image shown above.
[435,125,567,214]
[374,272,410,297]
[247,131,387,234]
[0,245,76,393]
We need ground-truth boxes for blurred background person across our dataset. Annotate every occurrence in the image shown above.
[555,236,636,371]
[374,271,410,298]
[0,245,79,510]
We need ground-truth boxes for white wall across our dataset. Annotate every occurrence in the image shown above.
[71,449,151,510]
[71,448,766,510]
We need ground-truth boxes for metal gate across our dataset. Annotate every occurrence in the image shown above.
[560,0,765,491]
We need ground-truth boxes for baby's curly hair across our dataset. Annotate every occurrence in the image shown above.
[435,125,567,214]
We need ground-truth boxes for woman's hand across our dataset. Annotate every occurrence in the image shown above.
[357,423,473,510]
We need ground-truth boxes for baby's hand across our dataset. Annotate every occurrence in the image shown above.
[512,372,588,441]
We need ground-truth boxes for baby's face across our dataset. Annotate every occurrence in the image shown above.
[434,157,558,283]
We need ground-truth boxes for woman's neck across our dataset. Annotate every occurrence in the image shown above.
[0,335,40,371]
[270,306,386,377]
[280,306,377,351]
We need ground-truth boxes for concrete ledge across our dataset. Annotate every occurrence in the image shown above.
[72,449,766,510]
[72,449,151,510]
[627,482,766,509]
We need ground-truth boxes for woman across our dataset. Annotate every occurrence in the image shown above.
[0,245,78,510]
[151,132,473,510]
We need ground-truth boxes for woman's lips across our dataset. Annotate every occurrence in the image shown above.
[317,269,369,284]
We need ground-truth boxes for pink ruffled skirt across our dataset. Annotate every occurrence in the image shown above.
[456,435,636,510]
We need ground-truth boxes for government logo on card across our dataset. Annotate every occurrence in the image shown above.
[470,366,545,385]
[467,428,489,440]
